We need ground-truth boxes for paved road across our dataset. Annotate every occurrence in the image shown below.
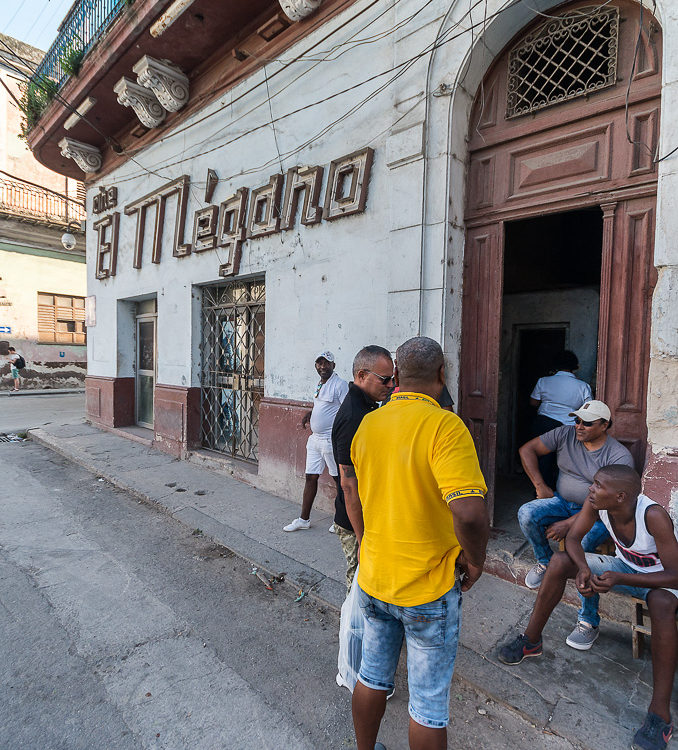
[0,440,578,749]
[0,392,85,434]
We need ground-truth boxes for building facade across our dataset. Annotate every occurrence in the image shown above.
[0,34,87,389]
[25,0,677,518]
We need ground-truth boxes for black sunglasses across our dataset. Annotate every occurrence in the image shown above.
[364,370,394,386]
[574,417,596,427]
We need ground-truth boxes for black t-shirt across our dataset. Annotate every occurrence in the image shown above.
[331,382,379,531]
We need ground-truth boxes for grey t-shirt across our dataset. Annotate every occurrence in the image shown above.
[540,425,635,504]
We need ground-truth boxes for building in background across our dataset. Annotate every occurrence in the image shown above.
[19,1,678,521]
[0,34,86,390]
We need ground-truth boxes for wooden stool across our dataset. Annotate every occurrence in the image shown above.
[631,596,651,659]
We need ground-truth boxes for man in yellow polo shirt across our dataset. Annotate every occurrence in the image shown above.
[349,336,489,750]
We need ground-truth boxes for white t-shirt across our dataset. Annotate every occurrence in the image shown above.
[530,371,592,425]
[310,372,349,438]
[8,353,18,371]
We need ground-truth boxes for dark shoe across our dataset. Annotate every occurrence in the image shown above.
[498,633,543,665]
[632,712,673,750]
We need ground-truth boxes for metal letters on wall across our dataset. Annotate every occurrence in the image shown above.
[93,212,120,278]
[94,147,374,280]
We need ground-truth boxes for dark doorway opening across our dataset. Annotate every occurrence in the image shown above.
[494,208,603,534]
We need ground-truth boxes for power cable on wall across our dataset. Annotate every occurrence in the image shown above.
[105,0,504,186]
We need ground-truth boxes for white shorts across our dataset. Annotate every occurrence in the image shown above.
[305,433,338,476]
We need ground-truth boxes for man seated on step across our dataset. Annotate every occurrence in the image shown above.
[518,400,634,646]
[500,465,678,750]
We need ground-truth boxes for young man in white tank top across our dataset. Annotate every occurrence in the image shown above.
[498,465,678,750]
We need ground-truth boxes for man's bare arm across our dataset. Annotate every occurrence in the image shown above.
[592,507,678,593]
[564,502,598,594]
[449,496,490,591]
[340,464,364,543]
[519,437,555,498]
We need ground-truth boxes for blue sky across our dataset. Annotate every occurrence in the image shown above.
[1,0,73,53]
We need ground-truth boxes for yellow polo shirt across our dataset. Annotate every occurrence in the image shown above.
[352,392,486,606]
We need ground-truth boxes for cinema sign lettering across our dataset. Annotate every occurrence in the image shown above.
[93,147,374,280]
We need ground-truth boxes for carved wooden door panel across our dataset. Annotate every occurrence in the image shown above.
[459,222,503,518]
[597,197,657,469]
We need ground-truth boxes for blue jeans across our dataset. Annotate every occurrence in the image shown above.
[518,494,610,566]
[579,553,678,628]
[357,582,462,728]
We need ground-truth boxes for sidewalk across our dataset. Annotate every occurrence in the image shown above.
[30,419,675,750]
[0,387,84,396]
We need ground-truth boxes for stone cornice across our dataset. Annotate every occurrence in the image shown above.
[113,76,166,128]
[133,55,189,113]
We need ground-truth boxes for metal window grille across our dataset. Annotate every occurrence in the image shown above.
[200,279,265,462]
[506,7,619,119]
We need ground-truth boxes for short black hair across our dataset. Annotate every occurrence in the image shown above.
[554,350,579,371]
[353,345,392,377]
[596,464,641,497]
[8,347,15,352]
[395,337,444,382]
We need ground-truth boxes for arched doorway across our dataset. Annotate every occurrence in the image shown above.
[459,0,661,522]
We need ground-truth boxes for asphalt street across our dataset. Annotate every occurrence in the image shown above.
[0,392,85,434]
[0,439,580,749]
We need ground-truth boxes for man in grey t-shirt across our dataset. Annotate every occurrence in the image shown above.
[519,400,634,570]
[517,400,634,649]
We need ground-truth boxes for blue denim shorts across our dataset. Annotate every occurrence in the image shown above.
[357,582,462,728]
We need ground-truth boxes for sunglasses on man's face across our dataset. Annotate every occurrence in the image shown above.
[364,370,394,386]
[574,417,596,427]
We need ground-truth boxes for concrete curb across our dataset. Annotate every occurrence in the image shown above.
[0,388,85,397]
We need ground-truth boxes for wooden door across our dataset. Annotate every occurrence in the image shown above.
[459,222,503,517]
[459,1,661,519]
[597,198,658,469]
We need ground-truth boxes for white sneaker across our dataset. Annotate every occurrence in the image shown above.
[283,517,311,532]
[329,523,337,534]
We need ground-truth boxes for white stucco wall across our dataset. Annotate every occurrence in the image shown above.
[85,0,677,460]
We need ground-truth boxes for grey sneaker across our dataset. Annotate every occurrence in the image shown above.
[525,563,547,589]
[566,621,599,650]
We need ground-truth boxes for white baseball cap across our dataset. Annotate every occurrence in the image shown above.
[315,350,335,363]
[569,400,611,422]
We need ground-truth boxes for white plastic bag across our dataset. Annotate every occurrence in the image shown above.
[337,565,364,692]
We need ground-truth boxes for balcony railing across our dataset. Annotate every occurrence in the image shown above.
[30,0,127,90]
[0,178,86,226]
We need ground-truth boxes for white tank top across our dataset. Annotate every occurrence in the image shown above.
[599,495,666,574]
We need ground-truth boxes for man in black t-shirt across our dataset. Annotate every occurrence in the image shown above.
[331,345,394,593]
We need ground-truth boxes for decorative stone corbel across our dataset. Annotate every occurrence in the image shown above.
[58,137,102,173]
[278,0,323,21]
[133,55,189,112]
[113,76,166,128]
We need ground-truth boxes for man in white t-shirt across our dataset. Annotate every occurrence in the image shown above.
[529,350,592,489]
[284,351,348,532]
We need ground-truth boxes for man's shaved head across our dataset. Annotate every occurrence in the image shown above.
[597,464,642,498]
[395,337,444,386]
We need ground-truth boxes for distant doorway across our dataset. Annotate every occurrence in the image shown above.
[495,208,602,530]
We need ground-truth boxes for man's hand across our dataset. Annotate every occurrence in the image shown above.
[535,482,555,499]
[546,518,572,541]
[457,550,484,592]
[575,566,593,596]
[590,571,619,593]
[300,412,311,429]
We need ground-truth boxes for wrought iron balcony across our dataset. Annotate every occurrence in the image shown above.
[30,0,127,90]
[0,176,86,227]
